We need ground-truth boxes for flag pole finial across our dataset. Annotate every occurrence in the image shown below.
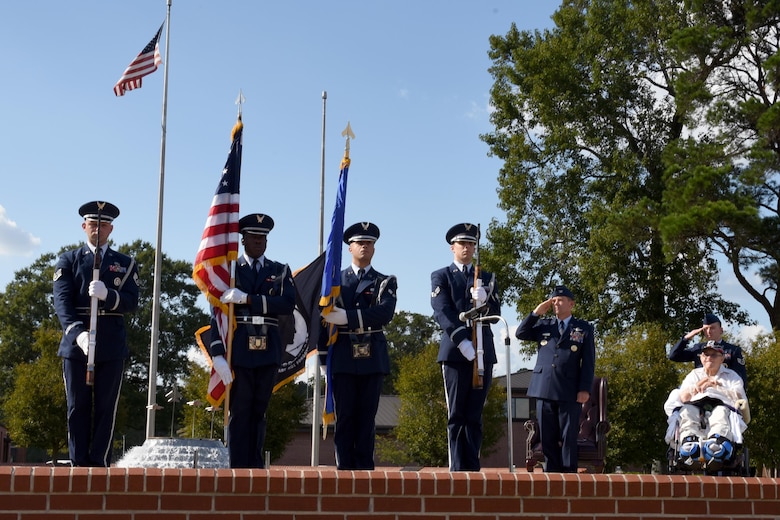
[235,89,246,118]
[341,122,355,157]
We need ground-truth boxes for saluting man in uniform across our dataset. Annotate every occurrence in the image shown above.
[53,201,139,467]
[668,313,747,388]
[516,285,595,473]
[208,213,296,468]
[319,222,397,470]
[431,223,500,471]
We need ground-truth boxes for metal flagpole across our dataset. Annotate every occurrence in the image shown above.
[145,0,173,439]
[311,90,327,466]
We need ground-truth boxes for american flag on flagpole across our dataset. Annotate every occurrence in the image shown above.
[113,23,164,97]
[192,118,243,407]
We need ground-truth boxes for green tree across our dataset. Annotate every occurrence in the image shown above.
[377,341,504,467]
[383,311,439,394]
[659,1,780,331]
[0,241,209,455]
[595,324,686,471]
[4,328,67,460]
[741,331,780,476]
[481,0,757,343]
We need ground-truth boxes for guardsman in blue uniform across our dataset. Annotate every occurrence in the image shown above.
[53,201,139,467]
[516,285,595,473]
[431,223,500,471]
[319,222,397,470]
[208,213,296,468]
[668,313,747,388]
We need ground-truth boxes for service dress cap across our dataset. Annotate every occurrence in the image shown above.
[549,285,575,300]
[703,313,721,325]
[343,222,380,244]
[445,223,479,244]
[239,213,274,235]
[79,201,120,222]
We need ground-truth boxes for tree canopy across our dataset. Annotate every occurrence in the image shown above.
[481,0,778,336]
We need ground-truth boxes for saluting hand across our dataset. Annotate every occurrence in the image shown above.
[533,298,554,316]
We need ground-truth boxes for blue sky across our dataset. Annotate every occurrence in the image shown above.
[0,1,770,377]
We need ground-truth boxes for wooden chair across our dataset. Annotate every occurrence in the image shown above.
[523,377,610,472]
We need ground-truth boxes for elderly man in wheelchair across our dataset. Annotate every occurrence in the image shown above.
[664,341,750,473]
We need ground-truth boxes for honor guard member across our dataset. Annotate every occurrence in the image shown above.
[431,223,500,471]
[208,213,296,468]
[516,285,595,473]
[319,222,397,470]
[668,313,747,388]
[53,201,139,467]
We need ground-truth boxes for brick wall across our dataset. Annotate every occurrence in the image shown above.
[1,465,778,519]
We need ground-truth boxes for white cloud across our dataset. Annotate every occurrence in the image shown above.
[0,205,41,256]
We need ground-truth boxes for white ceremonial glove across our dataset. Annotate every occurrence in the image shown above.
[319,364,327,378]
[220,288,248,305]
[457,339,476,361]
[211,355,233,386]
[322,306,348,325]
[470,286,487,305]
[89,280,108,301]
[76,331,90,356]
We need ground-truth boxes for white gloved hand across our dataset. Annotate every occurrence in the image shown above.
[322,306,348,325]
[457,339,476,361]
[220,288,248,305]
[89,280,108,301]
[76,331,90,356]
[319,364,327,378]
[211,355,233,386]
[470,286,487,305]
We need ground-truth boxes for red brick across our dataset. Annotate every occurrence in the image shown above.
[268,495,318,511]
[214,495,267,511]
[522,496,568,514]
[283,468,304,493]
[302,469,320,495]
[617,498,662,514]
[374,495,422,512]
[267,468,286,493]
[13,466,32,492]
[134,515,185,520]
[484,471,501,496]
[79,514,131,520]
[319,471,337,494]
[418,471,435,495]
[474,496,521,513]
[353,471,370,494]
[2,493,46,511]
[450,472,468,495]
[50,468,71,493]
[49,494,104,510]
[107,467,127,492]
[31,467,51,493]
[214,468,235,493]
[369,470,387,494]
[570,497,616,514]
[105,493,159,510]
[663,498,708,515]
[426,496,472,513]
[144,467,164,492]
[160,494,213,511]
[320,496,370,511]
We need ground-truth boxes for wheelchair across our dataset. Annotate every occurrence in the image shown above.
[664,389,751,476]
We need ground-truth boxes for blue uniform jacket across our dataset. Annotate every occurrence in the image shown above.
[668,337,747,385]
[516,313,595,402]
[209,257,296,368]
[53,245,139,361]
[431,264,499,365]
[319,267,397,375]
